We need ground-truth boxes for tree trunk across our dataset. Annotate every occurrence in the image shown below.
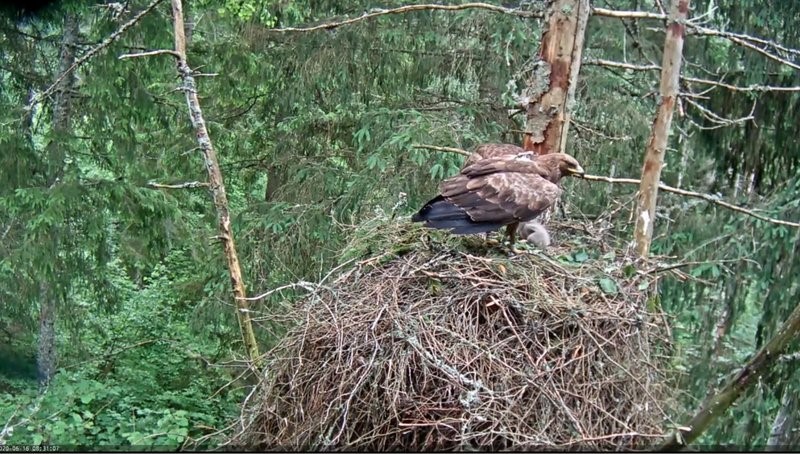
[657,298,800,451]
[522,0,590,156]
[767,390,795,451]
[37,13,79,388]
[633,0,689,258]
[170,0,260,362]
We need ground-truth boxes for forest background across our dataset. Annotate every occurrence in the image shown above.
[1,0,799,449]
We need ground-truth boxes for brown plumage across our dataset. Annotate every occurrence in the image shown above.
[463,143,527,167]
[412,151,584,250]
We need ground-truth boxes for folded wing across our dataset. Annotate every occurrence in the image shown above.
[412,155,562,234]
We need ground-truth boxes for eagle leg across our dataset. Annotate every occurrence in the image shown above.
[505,222,521,254]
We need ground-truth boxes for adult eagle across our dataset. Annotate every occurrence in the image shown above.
[411,151,584,252]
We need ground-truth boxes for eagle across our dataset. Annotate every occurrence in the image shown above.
[411,149,584,252]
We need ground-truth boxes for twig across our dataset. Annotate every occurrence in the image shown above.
[119,49,181,59]
[580,174,800,229]
[683,96,756,128]
[147,180,209,189]
[242,281,319,302]
[268,3,542,33]
[32,0,164,107]
[412,143,470,156]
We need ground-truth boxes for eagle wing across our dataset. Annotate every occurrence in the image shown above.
[441,170,562,226]
[463,143,527,168]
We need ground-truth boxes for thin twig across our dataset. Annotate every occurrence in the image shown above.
[33,0,164,107]
[268,3,542,33]
[146,180,209,189]
[412,143,470,156]
[119,49,181,59]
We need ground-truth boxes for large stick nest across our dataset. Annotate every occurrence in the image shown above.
[234,216,673,451]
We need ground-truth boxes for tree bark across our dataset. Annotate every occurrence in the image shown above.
[522,0,590,156]
[37,13,80,388]
[657,299,800,451]
[767,390,795,451]
[633,0,689,258]
[170,0,260,362]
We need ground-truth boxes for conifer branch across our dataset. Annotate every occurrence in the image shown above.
[268,3,542,33]
[34,0,164,107]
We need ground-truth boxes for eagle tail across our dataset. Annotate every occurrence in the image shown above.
[412,196,505,234]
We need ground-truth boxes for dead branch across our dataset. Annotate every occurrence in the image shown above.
[584,58,800,93]
[658,300,800,451]
[581,174,800,229]
[268,3,542,33]
[412,143,470,157]
[679,26,800,70]
[119,49,181,59]
[591,7,667,20]
[33,0,164,107]
[683,96,756,130]
[147,181,209,189]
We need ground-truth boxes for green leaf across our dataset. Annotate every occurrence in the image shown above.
[574,251,589,263]
[598,277,618,295]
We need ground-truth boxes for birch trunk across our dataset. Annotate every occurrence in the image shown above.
[170,0,260,362]
[633,0,689,258]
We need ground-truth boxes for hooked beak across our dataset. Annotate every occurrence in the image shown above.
[570,164,585,177]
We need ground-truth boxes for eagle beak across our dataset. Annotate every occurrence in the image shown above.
[571,165,585,177]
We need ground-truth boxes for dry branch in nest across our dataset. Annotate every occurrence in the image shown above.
[233,217,674,451]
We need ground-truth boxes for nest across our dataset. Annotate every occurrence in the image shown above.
[233,217,672,451]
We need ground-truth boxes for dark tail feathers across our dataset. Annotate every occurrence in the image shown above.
[412,196,504,234]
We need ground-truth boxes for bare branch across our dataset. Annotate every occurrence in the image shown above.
[690,26,800,58]
[693,27,800,71]
[33,0,164,107]
[584,58,800,93]
[147,181,209,189]
[591,7,666,20]
[119,49,181,59]
[412,143,470,156]
[584,58,660,71]
[268,3,541,33]
[683,96,756,129]
[581,174,800,229]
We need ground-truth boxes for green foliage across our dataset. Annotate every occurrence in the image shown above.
[0,0,799,449]
[0,250,242,448]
